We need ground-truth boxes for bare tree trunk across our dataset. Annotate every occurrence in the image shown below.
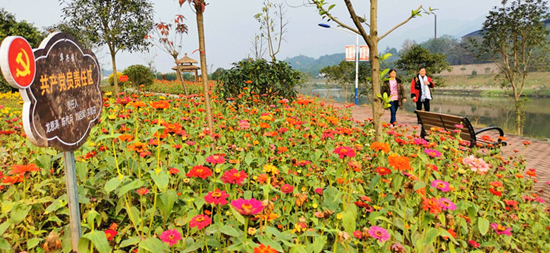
[173,56,188,95]
[196,7,214,133]
[369,0,383,141]
[110,51,119,96]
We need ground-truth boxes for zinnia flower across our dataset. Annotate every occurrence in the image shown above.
[281,184,294,194]
[239,120,250,129]
[333,146,356,159]
[388,154,412,171]
[231,198,264,216]
[160,229,182,246]
[368,226,390,242]
[206,154,226,164]
[370,142,390,153]
[462,155,490,173]
[422,197,442,214]
[136,188,149,196]
[436,198,456,211]
[186,165,213,179]
[189,214,212,230]
[468,240,480,248]
[221,168,248,185]
[104,229,117,241]
[253,243,278,253]
[424,149,441,158]
[150,100,170,109]
[490,223,512,236]
[9,164,39,176]
[204,188,230,205]
[431,180,450,192]
[374,167,392,176]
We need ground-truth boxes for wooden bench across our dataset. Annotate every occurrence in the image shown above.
[415,110,507,148]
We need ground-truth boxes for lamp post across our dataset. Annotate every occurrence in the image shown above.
[318,23,359,105]
[430,12,437,39]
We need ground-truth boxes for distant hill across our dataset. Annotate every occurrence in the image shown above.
[284,53,345,76]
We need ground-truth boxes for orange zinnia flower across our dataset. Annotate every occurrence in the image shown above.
[10,164,40,176]
[253,244,278,253]
[150,100,170,109]
[370,142,390,153]
[388,154,412,171]
[118,134,134,142]
[128,141,148,153]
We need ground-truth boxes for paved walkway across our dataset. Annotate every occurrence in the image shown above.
[331,102,550,200]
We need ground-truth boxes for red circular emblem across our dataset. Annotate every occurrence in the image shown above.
[0,36,36,89]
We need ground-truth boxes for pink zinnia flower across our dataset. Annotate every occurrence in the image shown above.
[315,188,323,195]
[238,120,250,129]
[490,223,512,236]
[281,184,294,194]
[186,165,213,179]
[160,229,182,246]
[463,155,490,173]
[436,198,456,211]
[231,198,264,216]
[333,146,356,159]
[431,180,450,192]
[468,240,480,248]
[368,226,390,242]
[137,188,149,196]
[221,168,248,185]
[189,214,212,230]
[412,138,429,145]
[204,188,230,205]
[424,149,441,158]
[206,154,225,164]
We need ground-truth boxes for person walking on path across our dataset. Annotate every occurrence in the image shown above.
[410,67,435,123]
[382,69,406,125]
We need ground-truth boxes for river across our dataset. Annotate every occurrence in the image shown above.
[300,87,550,140]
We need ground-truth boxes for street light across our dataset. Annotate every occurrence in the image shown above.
[318,23,360,105]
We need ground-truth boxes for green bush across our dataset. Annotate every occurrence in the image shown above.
[123,64,154,86]
[0,75,15,93]
[108,72,127,86]
[217,59,301,103]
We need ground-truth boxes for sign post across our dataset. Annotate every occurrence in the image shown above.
[0,32,102,252]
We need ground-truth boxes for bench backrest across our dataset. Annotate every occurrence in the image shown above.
[415,110,476,144]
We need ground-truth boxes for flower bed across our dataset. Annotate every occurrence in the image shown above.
[0,89,549,253]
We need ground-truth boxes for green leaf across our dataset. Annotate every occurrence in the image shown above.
[322,186,342,211]
[381,53,393,62]
[120,236,141,248]
[27,237,41,250]
[478,217,489,235]
[150,170,169,192]
[328,4,335,11]
[86,210,102,229]
[0,238,10,250]
[117,179,144,197]
[0,221,11,235]
[139,237,170,253]
[230,206,246,225]
[219,225,240,237]
[257,235,284,252]
[182,240,204,253]
[413,181,426,191]
[159,190,177,217]
[369,175,381,191]
[95,133,122,143]
[341,210,356,235]
[423,227,439,245]
[10,202,32,224]
[105,177,123,194]
[439,228,458,245]
[81,230,112,253]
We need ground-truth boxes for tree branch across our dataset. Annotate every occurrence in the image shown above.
[379,5,421,41]
[313,0,360,35]
[343,0,372,46]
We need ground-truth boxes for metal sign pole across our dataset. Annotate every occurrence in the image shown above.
[63,151,81,252]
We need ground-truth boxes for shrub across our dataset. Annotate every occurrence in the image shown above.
[0,75,15,93]
[123,64,154,86]
[472,70,478,76]
[217,59,301,104]
[108,72,127,86]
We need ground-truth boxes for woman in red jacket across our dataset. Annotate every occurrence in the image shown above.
[410,67,434,122]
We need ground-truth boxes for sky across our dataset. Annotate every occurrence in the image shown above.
[2,0,503,74]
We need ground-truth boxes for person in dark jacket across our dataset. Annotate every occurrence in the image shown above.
[410,67,435,123]
[382,69,406,125]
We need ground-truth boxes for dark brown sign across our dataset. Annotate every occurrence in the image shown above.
[16,32,102,151]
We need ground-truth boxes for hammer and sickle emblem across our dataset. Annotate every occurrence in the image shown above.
[15,49,31,78]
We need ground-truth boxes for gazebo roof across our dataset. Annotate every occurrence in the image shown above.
[177,53,198,65]
[172,65,200,71]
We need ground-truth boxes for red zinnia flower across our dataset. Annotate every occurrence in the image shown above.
[204,188,230,205]
[281,184,294,194]
[104,229,117,241]
[186,165,213,179]
[206,154,226,164]
[422,197,442,215]
[374,167,392,176]
[189,214,212,230]
[333,146,356,159]
[221,168,248,185]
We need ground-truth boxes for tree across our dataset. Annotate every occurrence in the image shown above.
[311,1,428,141]
[179,0,214,134]
[320,60,371,103]
[250,32,266,60]
[471,0,549,135]
[0,8,45,92]
[44,21,95,50]
[394,44,451,85]
[254,0,288,62]
[151,14,190,94]
[61,0,154,95]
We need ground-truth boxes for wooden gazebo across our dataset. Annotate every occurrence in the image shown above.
[171,53,200,83]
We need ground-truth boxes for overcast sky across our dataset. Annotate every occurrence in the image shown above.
[3,0,503,73]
